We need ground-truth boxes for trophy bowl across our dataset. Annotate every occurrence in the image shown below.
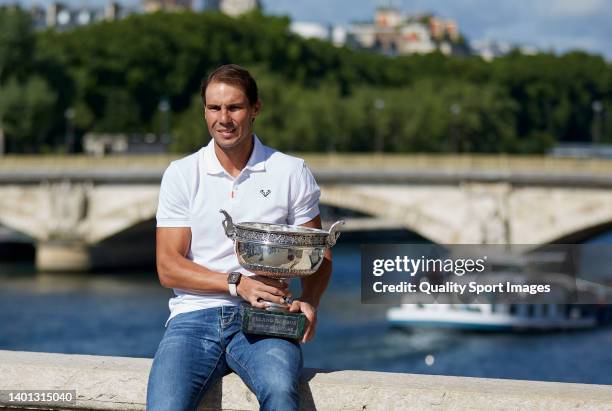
[220,209,344,279]
[219,209,344,340]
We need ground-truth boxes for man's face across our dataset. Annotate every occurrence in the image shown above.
[204,81,261,151]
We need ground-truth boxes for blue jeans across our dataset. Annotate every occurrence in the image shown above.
[146,306,302,411]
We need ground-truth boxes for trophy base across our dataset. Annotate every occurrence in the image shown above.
[241,306,307,341]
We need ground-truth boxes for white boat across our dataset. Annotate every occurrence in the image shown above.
[386,303,598,332]
[384,248,612,332]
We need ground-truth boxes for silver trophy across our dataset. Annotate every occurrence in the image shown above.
[220,209,344,340]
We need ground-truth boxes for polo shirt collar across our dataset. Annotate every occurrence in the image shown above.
[202,134,266,176]
[244,134,266,172]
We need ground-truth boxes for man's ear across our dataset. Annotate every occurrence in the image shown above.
[252,100,262,117]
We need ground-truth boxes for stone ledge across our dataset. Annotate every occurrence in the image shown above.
[1,350,611,411]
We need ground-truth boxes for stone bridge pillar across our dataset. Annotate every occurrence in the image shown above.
[36,241,91,272]
[35,181,91,272]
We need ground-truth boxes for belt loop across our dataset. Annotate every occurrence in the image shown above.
[220,305,237,328]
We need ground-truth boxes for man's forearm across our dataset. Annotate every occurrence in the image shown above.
[158,252,229,293]
[299,250,332,307]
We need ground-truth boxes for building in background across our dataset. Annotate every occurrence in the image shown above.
[142,0,192,13]
[29,4,46,30]
[345,7,467,56]
[105,2,123,20]
[28,0,259,30]
[471,39,513,61]
[212,0,260,17]
[33,1,133,30]
[289,21,348,48]
[471,39,540,61]
[290,21,330,41]
[288,6,538,60]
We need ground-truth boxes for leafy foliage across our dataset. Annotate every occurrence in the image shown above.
[0,76,57,152]
[1,6,611,153]
[0,5,35,83]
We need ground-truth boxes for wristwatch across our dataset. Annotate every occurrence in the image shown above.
[227,272,242,297]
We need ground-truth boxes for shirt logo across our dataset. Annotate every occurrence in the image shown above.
[260,189,271,197]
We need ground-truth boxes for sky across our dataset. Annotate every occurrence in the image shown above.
[5,0,612,59]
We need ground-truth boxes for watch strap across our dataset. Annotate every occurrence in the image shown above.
[228,272,242,297]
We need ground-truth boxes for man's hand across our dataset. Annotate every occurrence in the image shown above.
[237,275,292,309]
[289,299,317,343]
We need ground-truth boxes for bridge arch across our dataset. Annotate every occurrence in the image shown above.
[509,186,612,245]
[320,185,448,244]
[541,221,612,245]
[0,185,52,240]
[0,216,40,242]
[90,218,157,269]
[84,188,159,244]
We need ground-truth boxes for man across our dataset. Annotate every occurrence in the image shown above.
[146,64,332,411]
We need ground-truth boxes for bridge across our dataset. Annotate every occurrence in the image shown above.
[2,154,612,271]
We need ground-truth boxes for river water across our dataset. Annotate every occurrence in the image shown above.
[1,240,612,385]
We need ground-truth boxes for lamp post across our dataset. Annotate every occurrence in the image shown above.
[64,107,75,153]
[450,103,461,152]
[0,124,4,156]
[158,97,171,144]
[374,98,385,153]
[592,100,603,144]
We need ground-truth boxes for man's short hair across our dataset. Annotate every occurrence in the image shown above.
[201,64,259,106]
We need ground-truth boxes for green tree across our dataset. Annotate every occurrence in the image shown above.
[94,89,142,133]
[0,77,58,152]
[19,10,612,153]
[171,94,209,153]
[0,6,35,83]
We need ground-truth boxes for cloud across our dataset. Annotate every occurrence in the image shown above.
[542,0,608,18]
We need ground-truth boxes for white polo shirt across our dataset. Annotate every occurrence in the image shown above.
[156,135,320,322]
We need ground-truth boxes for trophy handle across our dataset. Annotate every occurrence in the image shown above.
[219,209,236,240]
[326,220,345,248]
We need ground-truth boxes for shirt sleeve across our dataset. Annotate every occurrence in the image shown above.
[156,162,191,227]
[287,161,321,225]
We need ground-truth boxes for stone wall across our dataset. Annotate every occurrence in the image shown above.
[1,350,611,410]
